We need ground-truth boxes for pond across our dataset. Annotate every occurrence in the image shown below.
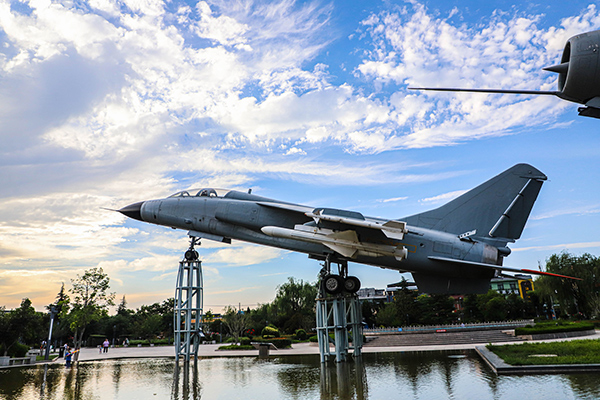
[1,351,599,400]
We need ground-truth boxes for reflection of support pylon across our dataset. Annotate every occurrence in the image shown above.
[174,238,203,362]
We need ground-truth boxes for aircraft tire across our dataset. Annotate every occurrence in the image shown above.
[344,276,361,293]
[323,274,344,295]
[185,250,198,261]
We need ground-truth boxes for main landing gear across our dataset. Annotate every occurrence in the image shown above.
[184,237,200,261]
[320,254,361,295]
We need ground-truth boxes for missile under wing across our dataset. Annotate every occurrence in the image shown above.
[118,163,579,294]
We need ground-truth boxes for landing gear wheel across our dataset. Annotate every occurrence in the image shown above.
[185,250,199,261]
[323,274,344,295]
[344,276,361,294]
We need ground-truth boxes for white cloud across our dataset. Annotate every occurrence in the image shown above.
[531,204,600,220]
[420,189,467,204]
[513,241,600,252]
[194,1,250,47]
[354,2,600,148]
[378,196,408,203]
[0,0,597,309]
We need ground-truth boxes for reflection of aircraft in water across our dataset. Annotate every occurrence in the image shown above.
[411,30,600,119]
[118,163,578,295]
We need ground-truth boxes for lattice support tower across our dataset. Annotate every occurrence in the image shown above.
[316,293,363,363]
[174,256,203,362]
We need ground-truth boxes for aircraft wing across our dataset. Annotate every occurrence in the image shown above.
[428,256,582,280]
[257,201,314,214]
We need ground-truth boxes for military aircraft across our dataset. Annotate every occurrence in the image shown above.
[410,29,600,119]
[118,163,578,295]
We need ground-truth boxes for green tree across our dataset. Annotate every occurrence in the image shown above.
[415,294,455,325]
[463,294,483,322]
[46,284,71,345]
[272,277,318,333]
[505,293,526,320]
[374,302,402,327]
[222,306,249,343]
[535,252,600,318]
[0,298,42,356]
[484,296,507,321]
[392,281,419,326]
[117,295,131,316]
[475,290,507,321]
[65,267,115,352]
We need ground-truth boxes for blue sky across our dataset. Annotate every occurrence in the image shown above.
[1,0,599,312]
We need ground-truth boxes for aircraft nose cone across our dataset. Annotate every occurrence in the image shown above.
[118,202,144,221]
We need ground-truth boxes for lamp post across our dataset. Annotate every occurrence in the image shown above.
[45,306,58,361]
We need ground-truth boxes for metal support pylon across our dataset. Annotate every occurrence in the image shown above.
[316,269,363,363]
[174,238,203,362]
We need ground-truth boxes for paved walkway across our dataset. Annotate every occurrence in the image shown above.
[66,330,600,362]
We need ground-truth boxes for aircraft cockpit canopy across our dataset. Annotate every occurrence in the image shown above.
[168,188,231,198]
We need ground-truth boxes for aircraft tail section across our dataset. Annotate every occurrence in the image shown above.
[403,164,547,244]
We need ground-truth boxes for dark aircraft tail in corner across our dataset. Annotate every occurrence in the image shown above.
[403,164,547,245]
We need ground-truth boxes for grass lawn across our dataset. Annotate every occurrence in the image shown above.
[487,339,600,365]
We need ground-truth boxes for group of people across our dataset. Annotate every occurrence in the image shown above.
[60,337,129,367]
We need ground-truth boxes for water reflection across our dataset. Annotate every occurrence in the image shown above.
[317,359,368,400]
[1,351,600,400]
[172,360,202,400]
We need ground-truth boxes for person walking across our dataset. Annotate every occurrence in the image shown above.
[103,339,110,353]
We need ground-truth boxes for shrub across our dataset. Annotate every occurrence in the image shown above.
[218,344,254,350]
[240,337,252,346]
[309,335,318,343]
[2,342,30,357]
[261,325,280,338]
[250,337,292,349]
[515,321,594,336]
[128,338,171,346]
[295,329,308,340]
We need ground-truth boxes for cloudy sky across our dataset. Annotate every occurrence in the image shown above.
[1,0,599,312]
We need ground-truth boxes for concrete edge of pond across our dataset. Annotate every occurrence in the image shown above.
[475,346,600,375]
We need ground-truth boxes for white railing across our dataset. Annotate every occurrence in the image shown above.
[364,319,533,334]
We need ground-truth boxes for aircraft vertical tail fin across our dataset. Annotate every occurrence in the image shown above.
[403,164,547,243]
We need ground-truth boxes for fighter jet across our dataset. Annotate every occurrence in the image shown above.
[118,163,577,295]
[410,29,600,119]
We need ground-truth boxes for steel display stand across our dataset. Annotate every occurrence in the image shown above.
[174,239,203,362]
[316,291,363,363]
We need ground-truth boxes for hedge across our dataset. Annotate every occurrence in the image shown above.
[128,338,171,346]
[252,338,292,349]
[218,344,255,350]
[515,321,595,336]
